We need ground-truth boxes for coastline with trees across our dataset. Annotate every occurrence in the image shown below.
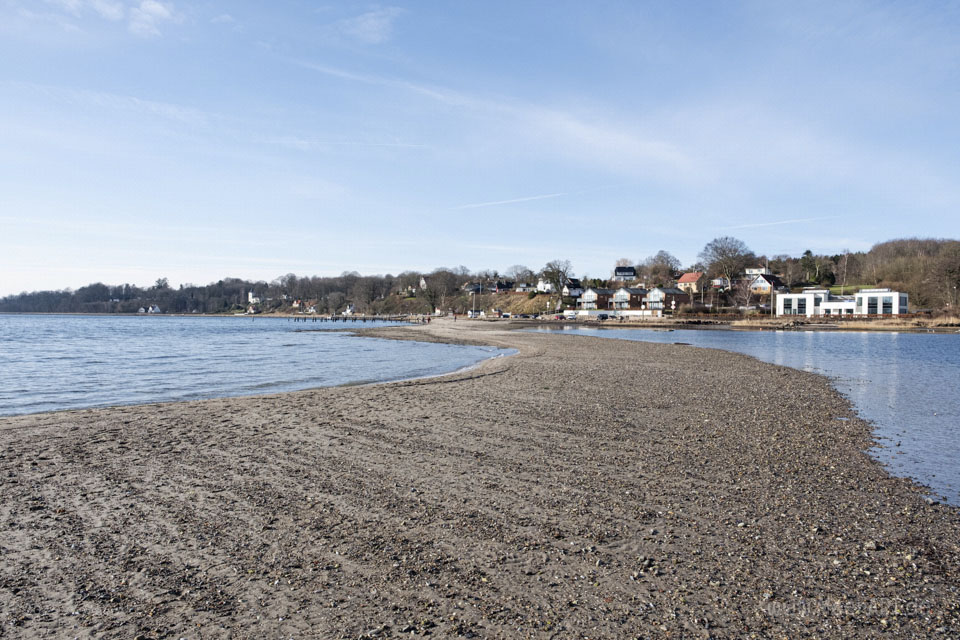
[2,237,958,318]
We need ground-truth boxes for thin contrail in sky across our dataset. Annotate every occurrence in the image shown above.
[451,192,567,210]
[724,216,834,230]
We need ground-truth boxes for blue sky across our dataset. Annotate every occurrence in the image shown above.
[2,1,959,294]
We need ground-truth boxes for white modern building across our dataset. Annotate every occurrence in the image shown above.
[776,288,908,317]
[854,288,909,315]
[776,288,830,317]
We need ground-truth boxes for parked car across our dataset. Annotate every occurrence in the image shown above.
[598,313,609,320]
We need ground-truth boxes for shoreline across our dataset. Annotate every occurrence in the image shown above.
[5,310,959,333]
[1,320,958,637]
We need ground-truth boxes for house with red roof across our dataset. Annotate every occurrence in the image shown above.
[676,271,704,294]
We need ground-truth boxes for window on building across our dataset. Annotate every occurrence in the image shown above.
[797,298,807,315]
[783,298,793,314]
[867,297,878,314]
[882,296,893,314]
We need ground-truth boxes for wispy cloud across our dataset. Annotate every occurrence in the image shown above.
[261,135,426,151]
[294,60,700,182]
[12,6,83,32]
[451,192,566,210]
[14,0,181,36]
[210,12,244,32]
[43,0,124,20]
[12,82,208,125]
[724,216,835,230]
[128,0,180,37]
[293,60,455,102]
[333,7,404,44]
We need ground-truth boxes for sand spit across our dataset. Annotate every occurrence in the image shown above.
[1,320,957,638]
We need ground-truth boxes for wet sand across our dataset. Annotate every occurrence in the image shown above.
[1,320,958,638]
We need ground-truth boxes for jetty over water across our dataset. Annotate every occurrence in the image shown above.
[289,315,412,323]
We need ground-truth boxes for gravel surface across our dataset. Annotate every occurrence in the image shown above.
[0,319,957,638]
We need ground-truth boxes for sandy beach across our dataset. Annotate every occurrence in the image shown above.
[1,320,958,638]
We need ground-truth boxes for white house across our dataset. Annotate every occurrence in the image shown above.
[536,278,555,293]
[745,266,774,277]
[776,288,908,317]
[711,276,731,290]
[147,305,162,314]
[562,279,583,298]
[248,291,261,304]
[613,266,637,282]
[749,273,788,295]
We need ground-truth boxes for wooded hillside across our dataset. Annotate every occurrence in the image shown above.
[2,237,958,314]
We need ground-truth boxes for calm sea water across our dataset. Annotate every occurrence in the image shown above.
[530,325,960,505]
[0,315,508,416]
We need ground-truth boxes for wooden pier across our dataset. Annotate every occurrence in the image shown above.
[288,315,412,324]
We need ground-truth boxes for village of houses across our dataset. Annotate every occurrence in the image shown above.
[215,264,909,321]
[456,265,909,320]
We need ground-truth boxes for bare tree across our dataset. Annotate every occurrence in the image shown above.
[421,269,459,313]
[540,259,574,302]
[932,241,960,310]
[837,250,851,295]
[732,278,754,309]
[505,264,535,283]
[642,250,682,285]
[325,291,346,314]
[698,237,754,289]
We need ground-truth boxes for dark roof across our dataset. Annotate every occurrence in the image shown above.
[565,278,582,287]
[614,266,637,276]
[586,288,616,295]
[618,287,648,294]
[755,274,785,287]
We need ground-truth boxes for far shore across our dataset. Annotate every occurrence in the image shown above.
[3,310,959,333]
[1,319,957,638]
